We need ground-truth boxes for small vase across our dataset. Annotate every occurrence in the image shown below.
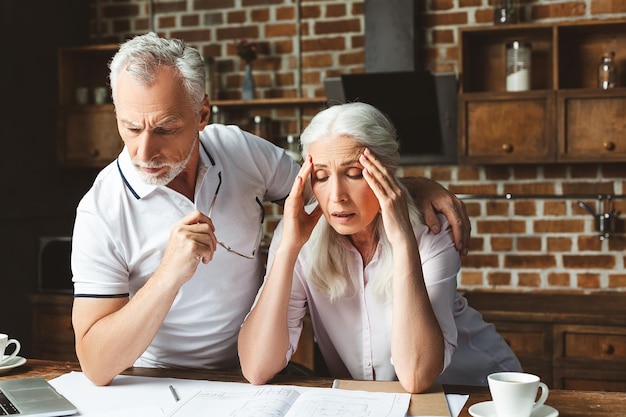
[242,63,255,100]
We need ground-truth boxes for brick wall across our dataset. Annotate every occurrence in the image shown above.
[89,0,626,292]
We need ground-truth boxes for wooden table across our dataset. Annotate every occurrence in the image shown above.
[2,359,626,416]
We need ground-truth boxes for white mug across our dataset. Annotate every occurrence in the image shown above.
[488,372,549,417]
[0,333,21,365]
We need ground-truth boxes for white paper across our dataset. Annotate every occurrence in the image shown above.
[166,385,410,417]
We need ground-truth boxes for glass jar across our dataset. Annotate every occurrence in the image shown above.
[598,51,616,89]
[505,41,531,92]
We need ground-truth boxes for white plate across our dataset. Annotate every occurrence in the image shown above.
[0,355,27,374]
[469,400,558,417]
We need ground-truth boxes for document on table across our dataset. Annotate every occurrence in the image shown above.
[165,385,410,417]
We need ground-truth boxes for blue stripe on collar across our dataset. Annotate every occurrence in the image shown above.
[117,158,140,200]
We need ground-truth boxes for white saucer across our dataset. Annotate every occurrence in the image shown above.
[469,401,558,417]
[0,355,27,374]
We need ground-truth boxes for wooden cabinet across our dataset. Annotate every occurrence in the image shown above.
[57,44,123,168]
[459,19,626,164]
[464,291,626,392]
[29,293,76,362]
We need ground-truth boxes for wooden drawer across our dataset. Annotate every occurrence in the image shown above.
[555,324,626,361]
[459,91,555,164]
[553,367,626,392]
[557,89,626,162]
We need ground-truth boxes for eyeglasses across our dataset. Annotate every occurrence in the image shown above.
[207,171,264,259]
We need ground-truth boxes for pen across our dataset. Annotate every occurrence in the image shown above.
[169,384,180,402]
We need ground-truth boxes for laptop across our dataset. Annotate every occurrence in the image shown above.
[0,378,77,416]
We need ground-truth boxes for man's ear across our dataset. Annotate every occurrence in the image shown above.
[198,95,211,128]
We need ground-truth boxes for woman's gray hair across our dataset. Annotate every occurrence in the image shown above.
[300,102,400,171]
[299,102,421,301]
[109,32,206,109]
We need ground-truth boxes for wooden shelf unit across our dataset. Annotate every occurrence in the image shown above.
[459,19,626,164]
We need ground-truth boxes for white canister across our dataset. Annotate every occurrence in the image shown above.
[506,41,531,92]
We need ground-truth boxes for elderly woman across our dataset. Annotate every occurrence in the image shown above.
[238,102,521,393]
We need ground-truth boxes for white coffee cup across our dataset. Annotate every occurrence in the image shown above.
[0,333,21,366]
[488,372,549,417]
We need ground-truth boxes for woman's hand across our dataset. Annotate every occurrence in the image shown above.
[359,149,413,246]
[281,156,323,251]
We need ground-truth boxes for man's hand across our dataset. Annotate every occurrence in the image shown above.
[158,210,218,285]
[400,177,470,255]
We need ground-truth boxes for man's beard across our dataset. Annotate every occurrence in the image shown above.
[133,135,198,186]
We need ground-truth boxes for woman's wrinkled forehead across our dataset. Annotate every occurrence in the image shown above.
[308,134,366,163]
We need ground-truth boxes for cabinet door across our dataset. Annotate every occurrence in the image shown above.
[57,106,123,168]
[557,89,626,162]
[459,92,555,164]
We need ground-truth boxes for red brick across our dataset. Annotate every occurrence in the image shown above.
[577,273,601,288]
[577,236,603,251]
[431,0,455,10]
[505,255,556,268]
[563,255,616,269]
[423,11,468,27]
[486,201,510,216]
[474,8,494,23]
[462,254,500,268]
[314,19,361,35]
[504,182,556,195]
[488,272,511,286]
[464,202,481,217]
[457,166,481,181]
[547,237,573,252]
[531,2,586,20]
[432,29,454,44]
[544,165,568,179]
[491,237,513,251]
[518,237,542,251]
[544,201,566,216]
[534,219,585,234]
[449,184,498,195]
[514,201,536,216]
[477,220,526,234]
[513,165,539,180]
[562,181,615,195]
[519,273,541,287]
[460,270,484,286]
[326,3,347,17]
[609,274,626,288]
[548,273,571,287]
[484,166,510,180]
[430,167,454,181]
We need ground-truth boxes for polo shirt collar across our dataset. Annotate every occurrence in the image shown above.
[116,141,214,200]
